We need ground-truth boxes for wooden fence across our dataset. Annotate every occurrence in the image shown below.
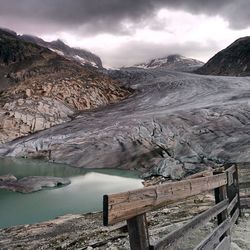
[237,163,250,209]
[103,164,248,250]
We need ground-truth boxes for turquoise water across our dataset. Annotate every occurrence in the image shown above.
[0,158,142,228]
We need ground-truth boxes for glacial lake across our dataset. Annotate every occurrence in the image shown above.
[0,158,142,228]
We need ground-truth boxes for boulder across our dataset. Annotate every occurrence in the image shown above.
[0,176,71,193]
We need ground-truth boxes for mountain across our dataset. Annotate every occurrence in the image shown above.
[132,54,204,72]
[0,28,130,143]
[196,37,250,76]
[21,34,103,68]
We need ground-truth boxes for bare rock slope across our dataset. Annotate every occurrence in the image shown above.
[196,37,250,76]
[0,29,131,143]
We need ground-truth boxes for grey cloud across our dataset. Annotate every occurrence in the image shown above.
[99,40,222,68]
[0,0,250,36]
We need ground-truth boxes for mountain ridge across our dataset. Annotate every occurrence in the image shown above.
[196,36,250,76]
[0,28,130,143]
[130,54,204,72]
[20,34,103,68]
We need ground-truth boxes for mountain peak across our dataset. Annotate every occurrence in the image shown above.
[133,54,204,72]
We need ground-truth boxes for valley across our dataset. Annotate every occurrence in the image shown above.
[0,27,250,250]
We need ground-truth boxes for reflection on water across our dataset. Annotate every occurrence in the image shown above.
[0,158,142,228]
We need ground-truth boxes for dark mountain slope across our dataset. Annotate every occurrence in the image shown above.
[0,28,130,143]
[21,34,103,68]
[196,37,250,76]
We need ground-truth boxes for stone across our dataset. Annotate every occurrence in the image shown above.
[0,176,71,193]
[25,89,32,97]
[0,174,17,182]
[142,157,185,180]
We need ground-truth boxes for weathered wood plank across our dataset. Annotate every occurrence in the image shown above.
[236,163,250,170]
[225,165,236,175]
[227,194,238,214]
[103,173,227,225]
[214,185,228,225]
[239,181,250,189]
[225,165,236,186]
[186,170,213,179]
[127,213,150,250]
[152,199,228,250]
[194,208,239,250]
[194,218,229,250]
[215,236,231,250]
[240,197,250,208]
[230,208,240,227]
[234,166,242,219]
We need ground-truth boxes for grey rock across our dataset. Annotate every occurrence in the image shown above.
[0,176,70,193]
[142,157,184,180]
[0,174,17,182]
[1,69,250,177]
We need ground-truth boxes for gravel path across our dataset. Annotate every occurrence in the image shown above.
[232,213,250,250]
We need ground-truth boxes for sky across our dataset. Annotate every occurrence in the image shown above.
[0,0,250,68]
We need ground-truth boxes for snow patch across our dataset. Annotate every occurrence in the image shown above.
[73,55,98,68]
[49,48,65,56]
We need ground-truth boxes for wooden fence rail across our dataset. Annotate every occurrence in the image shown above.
[103,164,248,250]
[237,163,250,209]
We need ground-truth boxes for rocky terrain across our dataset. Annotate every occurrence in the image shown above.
[196,37,250,76]
[1,67,250,177]
[0,175,70,193]
[21,34,103,68]
[0,29,131,143]
[132,54,204,72]
[0,28,250,249]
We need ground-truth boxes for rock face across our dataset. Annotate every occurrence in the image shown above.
[0,28,131,143]
[196,37,250,76]
[0,98,73,143]
[21,34,103,68]
[132,54,204,72]
[0,175,70,193]
[1,68,250,177]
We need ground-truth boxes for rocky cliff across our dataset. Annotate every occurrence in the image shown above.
[196,37,250,76]
[0,29,131,143]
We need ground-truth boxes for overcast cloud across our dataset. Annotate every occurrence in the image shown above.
[0,0,250,67]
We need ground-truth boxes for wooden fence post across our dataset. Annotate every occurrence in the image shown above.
[213,168,229,240]
[224,164,242,221]
[214,185,228,225]
[127,213,150,250]
[234,165,242,220]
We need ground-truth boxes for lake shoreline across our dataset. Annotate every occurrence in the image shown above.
[0,158,142,229]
